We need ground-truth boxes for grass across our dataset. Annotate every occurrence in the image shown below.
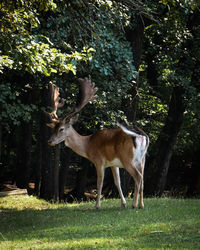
[0,195,200,249]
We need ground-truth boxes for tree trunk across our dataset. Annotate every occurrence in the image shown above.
[15,88,33,189]
[0,105,2,188]
[34,136,42,196]
[39,85,61,201]
[59,147,72,200]
[51,144,60,201]
[39,87,52,200]
[39,119,52,200]
[145,86,185,196]
[34,107,45,197]
[0,121,2,163]
[71,158,89,201]
[0,101,2,163]
[124,14,145,121]
[120,15,146,196]
[15,122,32,188]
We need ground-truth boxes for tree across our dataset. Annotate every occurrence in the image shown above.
[0,0,140,200]
[0,0,95,198]
[1,0,199,200]
[142,1,200,195]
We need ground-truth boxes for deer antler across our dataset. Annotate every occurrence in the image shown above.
[62,77,98,120]
[47,81,65,122]
[46,78,98,124]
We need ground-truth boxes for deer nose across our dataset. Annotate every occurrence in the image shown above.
[48,139,55,146]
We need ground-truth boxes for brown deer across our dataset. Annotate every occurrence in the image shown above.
[46,78,149,209]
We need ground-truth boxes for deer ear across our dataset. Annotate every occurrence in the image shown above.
[69,114,79,125]
[46,123,56,129]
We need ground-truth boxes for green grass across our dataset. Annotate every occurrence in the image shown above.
[0,195,200,249]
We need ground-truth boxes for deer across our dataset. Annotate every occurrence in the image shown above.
[46,78,149,209]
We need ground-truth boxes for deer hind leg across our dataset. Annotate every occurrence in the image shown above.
[138,158,145,209]
[139,177,144,209]
[95,166,105,209]
[124,163,143,209]
[111,167,126,208]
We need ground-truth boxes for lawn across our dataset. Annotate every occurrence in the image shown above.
[0,195,200,249]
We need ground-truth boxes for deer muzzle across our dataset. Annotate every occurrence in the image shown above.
[48,139,56,146]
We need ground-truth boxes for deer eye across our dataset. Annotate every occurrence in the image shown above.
[59,128,64,133]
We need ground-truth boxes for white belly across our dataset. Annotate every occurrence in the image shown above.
[105,158,123,168]
[103,136,147,169]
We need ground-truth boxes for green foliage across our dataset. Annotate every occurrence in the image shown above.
[0,0,200,198]
[0,0,89,76]
[0,195,200,249]
[82,2,137,127]
[36,1,137,129]
[0,0,56,33]
[0,56,14,72]
[88,28,137,127]
[142,0,200,154]
[0,83,36,129]
[137,87,168,143]
[0,0,98,134]
[176,91,200,154]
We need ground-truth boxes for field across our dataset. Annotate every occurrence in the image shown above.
[0,195,200,249]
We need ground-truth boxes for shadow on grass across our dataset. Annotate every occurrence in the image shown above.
[0,198,200,248]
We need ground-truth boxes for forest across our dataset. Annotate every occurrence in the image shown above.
[0,0,200,202]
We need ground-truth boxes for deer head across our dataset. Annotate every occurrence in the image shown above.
[46,78,98,146]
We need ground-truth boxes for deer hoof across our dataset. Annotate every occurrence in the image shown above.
[95,205,100,209]
[139,203,144,209]
[121,203,127,208]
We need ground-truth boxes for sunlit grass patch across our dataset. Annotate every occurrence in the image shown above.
[0,195,55,210]
[0,195,200,249]
[0,237,126,250]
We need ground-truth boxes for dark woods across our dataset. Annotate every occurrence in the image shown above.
[0,1,200,201]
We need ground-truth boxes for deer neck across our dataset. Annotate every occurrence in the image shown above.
[64,126,90,159]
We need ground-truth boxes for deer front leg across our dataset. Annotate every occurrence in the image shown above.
[111,167,126,208]
[95,167,105,209]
